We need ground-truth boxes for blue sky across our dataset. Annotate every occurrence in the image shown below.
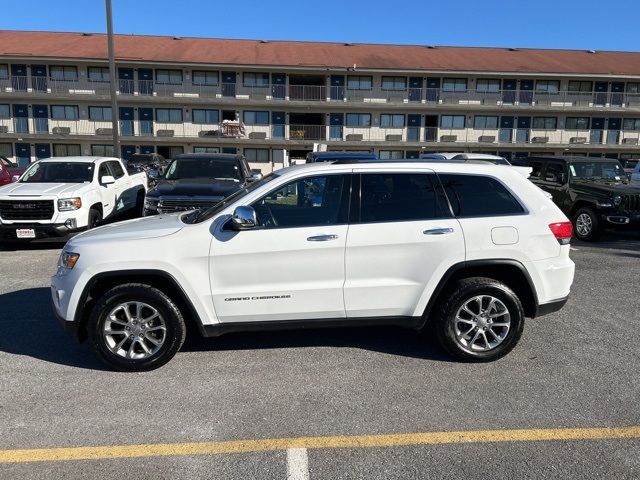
[0,0,637,52]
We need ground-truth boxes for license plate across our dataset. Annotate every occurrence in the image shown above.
[16,228,36,239]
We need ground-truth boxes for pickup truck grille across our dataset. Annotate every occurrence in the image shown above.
[623,194,640,212]
[0,200,55,220]
[158,199,223,213]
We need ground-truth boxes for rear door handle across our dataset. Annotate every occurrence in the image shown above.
[307,234,339,241]
[423,227,454,235]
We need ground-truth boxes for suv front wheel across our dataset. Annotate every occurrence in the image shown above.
[434,278,525,362]
[88,284,186,371]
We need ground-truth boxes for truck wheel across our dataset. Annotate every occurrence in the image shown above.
[134,191,145,217]
[88,208,102,229]
[434,278,525,362]
[573,207,600,241]
[88,284,186,371]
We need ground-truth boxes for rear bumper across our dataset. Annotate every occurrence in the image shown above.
[535,295,569,318]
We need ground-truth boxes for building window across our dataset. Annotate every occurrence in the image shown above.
[565,117,590,130]
[50,66,78,81]
[88,106,112,121]
[381,76,407,91]
[243,72,270,87]
[623,118,640,131]
[626,83,640,94]
[378,150,404,160]
[0,65,8,80]
[0,143,12,157]
[53,144,81,157]
[0,104,9,119]
[243,111,269,125]
[568,81,593,92]
[192,70,219,86]
[473,116,499,129]
[476,79,500,92]
[440,115,465,129]
[192,109,220,124]
[346,113,372,127]
[87,67,110,82]
[91,144,114,156]
[535,80,560,93]
[244,148,270,162]
[347,76,372,90]
[380,114,405,128]
[50,105,79,120]
[155,108,183,123]
[532,117,558,129]
[193,146,220,153]
[442,78,467,92]
[155,69,183,85]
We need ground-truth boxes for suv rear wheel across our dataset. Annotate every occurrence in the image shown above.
[88,284,186,371]
[573,206,600,241]
[434,278,525,362]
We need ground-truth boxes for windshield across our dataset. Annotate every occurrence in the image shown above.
[183,173,277,224]
[19,162,94,183]
[165,158,243,182]
[570,161,626,180]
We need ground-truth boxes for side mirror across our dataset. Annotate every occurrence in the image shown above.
[11,175,20,182]
[230,205,257,230]
[100,175,116,185]
[248,172,263,183]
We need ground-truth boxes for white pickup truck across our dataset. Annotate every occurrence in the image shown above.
[0,156,147,241]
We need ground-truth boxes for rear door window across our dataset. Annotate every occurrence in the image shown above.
[438,174,524,217]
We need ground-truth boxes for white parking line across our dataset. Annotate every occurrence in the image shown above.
[287,447,310,480]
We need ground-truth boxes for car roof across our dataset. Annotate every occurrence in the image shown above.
[309,152,377,159]
[525,155,621,163]
[173,153,243,161]
[37,156,119,164]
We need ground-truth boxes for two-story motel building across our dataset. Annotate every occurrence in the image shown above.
[1,30,640,172]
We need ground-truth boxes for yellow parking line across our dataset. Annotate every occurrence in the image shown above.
[1,426,639,464]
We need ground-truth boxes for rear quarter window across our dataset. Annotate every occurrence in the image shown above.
[438,174,524,217]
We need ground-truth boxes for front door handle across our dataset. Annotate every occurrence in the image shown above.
[424,227,454,235]
[307,234,339,241]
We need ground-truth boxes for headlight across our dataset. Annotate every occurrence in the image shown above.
[58,198,82,211]
[59,251,80,269]
[613,195,622,206]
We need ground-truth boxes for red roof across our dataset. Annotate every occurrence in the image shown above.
[1,30,639,76]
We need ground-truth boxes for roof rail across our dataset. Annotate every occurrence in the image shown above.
[331,158,426,165]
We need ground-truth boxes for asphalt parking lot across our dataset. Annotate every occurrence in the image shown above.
[0,231,639,479]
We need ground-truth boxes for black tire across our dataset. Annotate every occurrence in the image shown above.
[434,277,525,362]
[88,207,102,230]
[573,207,600,242]
[134,191,145,217]
[87,284,186,371]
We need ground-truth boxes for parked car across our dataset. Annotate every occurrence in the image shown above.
[305,152,377,163]
[0,156,27,186]
[125,153,170,179]
[0,156,147,242]
[52,159,574,371]
[143,153,261,215]
[629,160,640,185]
[621,158,639,177]
[523,155,640,241]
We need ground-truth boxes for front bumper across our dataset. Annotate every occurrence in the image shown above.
[0,222,83,241]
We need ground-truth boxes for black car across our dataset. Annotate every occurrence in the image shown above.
[144,153,261,215]
[126,153,170,177]
[524,155,640,241]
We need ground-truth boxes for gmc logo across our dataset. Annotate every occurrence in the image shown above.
[12,204,38,209]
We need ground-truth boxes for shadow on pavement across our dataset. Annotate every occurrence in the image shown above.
[0,241,66,252]
[0,287,106,370]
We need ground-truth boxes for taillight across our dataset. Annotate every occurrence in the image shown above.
[549,222,573,245]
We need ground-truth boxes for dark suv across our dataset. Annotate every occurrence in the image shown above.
[524,155,640,241]
[144,153,261,215]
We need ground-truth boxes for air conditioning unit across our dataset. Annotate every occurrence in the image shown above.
[198,130,220,137]
[478,135,496,143]
[95,128,113,135]
[570,137,587,144]
[531,136,549,143]
[440,135,457,142]
[248,132,267,140]
[345,134,363,141]
[385,134,402,141]
[622,138,638,145]
[157,129,174,137]
[0,126,8,133]
[52,127,71,135]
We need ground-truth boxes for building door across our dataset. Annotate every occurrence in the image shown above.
[10,64,27,91]
[426,77,440,102]
[272,111,285,138]
[221,71,236,97]
[272,73,286,99]
[35,143,51,159]
[138,108,153,136]
[15,143,30,167]
[502,79,517,104]
[594,82,608,106]
[33,104,49,134]
[330,75,344,101]
[120,145,136,161]
[425,115,438,142]
[222,147,237,154]
[590,117,604,144]
[611,82,624,107]
[519,80,534,104]
[140,145,155,154]
[329,113,343,141]
[408,77,423,102]
[407,114,421,141]
[138,68,153,95]
[516,117,531,144]
[499,116,514,143]
[118,68,134,94]
[119,107,134,136]
[31,64,47,92]
[607,118,621,145]
[13,104,29,133]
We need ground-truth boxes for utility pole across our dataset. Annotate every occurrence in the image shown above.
[105,0,120,157]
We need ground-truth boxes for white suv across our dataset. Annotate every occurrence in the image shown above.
[51,160,575,371]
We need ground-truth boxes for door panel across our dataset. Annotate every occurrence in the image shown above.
[97,162,117,217]
[502,79,516,103]
[137,68,153,95]
[35,143,51,159]
[33,104,49,133]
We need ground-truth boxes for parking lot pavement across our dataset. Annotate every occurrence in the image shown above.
[0,231,639,479]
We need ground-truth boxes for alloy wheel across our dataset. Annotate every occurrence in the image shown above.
[454,295,511,353]
[576,213,593,237]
